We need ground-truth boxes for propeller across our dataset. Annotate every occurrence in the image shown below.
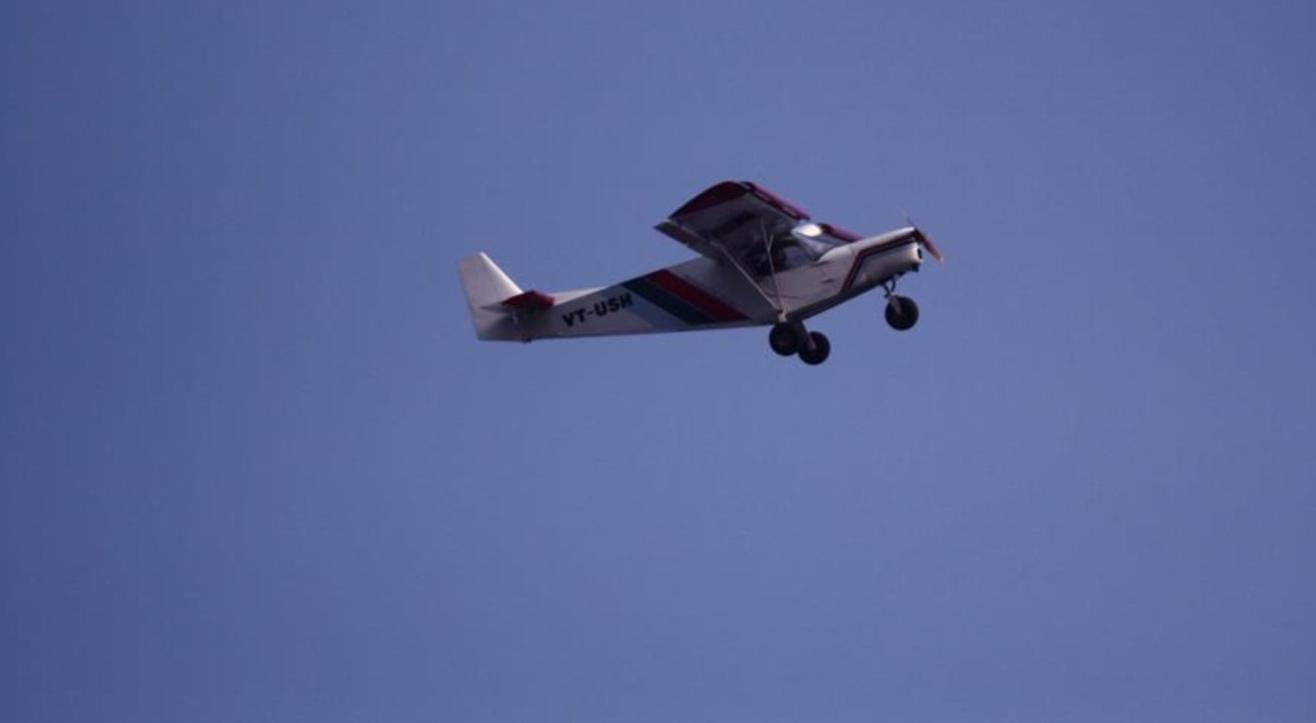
[905,215,944,263]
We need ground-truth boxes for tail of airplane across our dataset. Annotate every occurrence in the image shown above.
[457,252,519,340]
[459,252,522,307]
[458,252,559,340]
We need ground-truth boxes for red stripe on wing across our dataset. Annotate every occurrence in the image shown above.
[647,270,748,322]
[672,181,751,217]
[744,182,810,220]
[671,180,812,221]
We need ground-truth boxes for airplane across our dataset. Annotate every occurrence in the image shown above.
[458,180,942,365]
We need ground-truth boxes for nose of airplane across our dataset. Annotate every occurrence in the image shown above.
[911,226,943,262]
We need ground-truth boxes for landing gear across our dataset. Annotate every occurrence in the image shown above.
[767,322,831,365]
[884,295,919,331]
[798,331,831,365]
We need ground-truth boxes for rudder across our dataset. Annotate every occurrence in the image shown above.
[458,252,522,309]
[457,252,527,341]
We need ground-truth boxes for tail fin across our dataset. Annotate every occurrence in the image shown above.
[459,252,522,309]
[457,252,539,340]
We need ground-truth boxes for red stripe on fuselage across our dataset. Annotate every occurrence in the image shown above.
[647,270,748,322]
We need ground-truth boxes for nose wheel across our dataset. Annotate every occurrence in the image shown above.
[768,322,831,365]
[884,295,919,331]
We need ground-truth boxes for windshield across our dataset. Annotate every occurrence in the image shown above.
[791,222,842,258]
[742,222,843,276]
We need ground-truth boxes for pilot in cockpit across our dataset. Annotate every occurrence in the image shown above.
[745,223,841,277]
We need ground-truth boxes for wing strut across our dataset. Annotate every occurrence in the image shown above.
[711,227,788,322]
[760,221,785,314]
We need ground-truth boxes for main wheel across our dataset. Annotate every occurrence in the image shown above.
[885,295,919,331]
[798,331,831,365]
[768,322,800,356]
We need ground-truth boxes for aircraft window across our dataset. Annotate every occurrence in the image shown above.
[745,239,817,276]
[792,222,841,258]
[795,234,835,258]
[742,223,844,277]
[779,242,815,268]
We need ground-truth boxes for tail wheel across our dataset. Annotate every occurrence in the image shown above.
[885,295,919,331]
[768,322,800,356]
[798,331,831,365]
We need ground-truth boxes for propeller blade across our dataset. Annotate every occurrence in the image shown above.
[917,229,944,262]
[904,216,944,263]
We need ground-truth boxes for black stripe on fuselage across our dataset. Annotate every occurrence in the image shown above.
[621,276,712,325]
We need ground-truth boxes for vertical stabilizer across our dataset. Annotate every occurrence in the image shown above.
[457,252,523,340]
[458,252,522,309]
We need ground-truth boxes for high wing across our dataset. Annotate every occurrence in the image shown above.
[655,181,861,266]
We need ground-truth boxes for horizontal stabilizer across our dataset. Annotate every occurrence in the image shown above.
[459,252,546,340]
[486,289,554,312]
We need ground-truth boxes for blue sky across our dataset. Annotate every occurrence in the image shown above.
[3,2,1314,721]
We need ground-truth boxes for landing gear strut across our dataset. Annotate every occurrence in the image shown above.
[768,322,831,365]
[881,278,919,331]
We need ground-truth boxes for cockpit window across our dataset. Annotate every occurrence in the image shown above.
[741,222,844,276]
[791,222,840,258]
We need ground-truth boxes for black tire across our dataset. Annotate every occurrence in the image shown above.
[768,322,800,356]
[798,331,831,365]
[885,295,920,331]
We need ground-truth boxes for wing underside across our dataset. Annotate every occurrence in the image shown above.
[655,181,861,268]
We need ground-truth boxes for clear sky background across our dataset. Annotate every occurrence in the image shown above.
[3,2,1314,721]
